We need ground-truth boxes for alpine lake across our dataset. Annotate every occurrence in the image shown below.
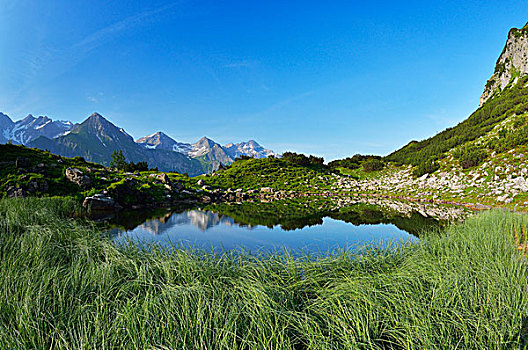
[103,197,472,256]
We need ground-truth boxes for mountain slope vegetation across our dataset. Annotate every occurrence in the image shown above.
[386,22,528,175]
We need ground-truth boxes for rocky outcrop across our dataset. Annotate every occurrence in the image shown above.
[65,168,93,188]
[480,22,528,107]
[83,194,121,211]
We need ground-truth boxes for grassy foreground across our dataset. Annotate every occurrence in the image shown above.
[1,199,528,349]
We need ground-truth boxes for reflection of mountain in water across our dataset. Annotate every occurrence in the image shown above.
[138,210,236,235]
[111,199,468,237]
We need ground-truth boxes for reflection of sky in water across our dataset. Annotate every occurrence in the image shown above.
[112,210,418,255]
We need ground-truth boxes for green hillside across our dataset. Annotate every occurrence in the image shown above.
[386,75,528,171]
[199,157,335,192]
[0,144,202,207]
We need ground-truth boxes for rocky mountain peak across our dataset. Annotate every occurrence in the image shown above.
[480,22,528,107]
[89,112,104,119]
[194,137,217,149]
[82,113,117,129]
[136,131,179,150]
[21,114,36,123]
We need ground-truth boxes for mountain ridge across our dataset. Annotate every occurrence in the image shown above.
[1,112,277,175]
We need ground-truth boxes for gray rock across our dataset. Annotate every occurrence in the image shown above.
[513,176,528,191]
[83,194,120,211]
[150,173,172,184]
[497,194,510,202]
[65,168,93,188]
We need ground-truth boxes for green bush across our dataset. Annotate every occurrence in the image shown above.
[329,154,382,170]
[413,160,440,177]
[362,159,384,172]
[282,152,325,166]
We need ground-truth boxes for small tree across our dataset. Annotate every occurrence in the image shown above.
[110,150,127,170]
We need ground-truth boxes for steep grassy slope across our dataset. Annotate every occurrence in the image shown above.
[387,74,528,169]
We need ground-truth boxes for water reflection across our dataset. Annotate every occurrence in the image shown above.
[138,210,238,234]
[108,199,469,255]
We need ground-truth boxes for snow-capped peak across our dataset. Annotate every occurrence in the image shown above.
[0,112,77,145]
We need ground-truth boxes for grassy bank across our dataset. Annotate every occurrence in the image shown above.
[1,198,528,349]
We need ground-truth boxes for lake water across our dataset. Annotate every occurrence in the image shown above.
[109,200,458,255]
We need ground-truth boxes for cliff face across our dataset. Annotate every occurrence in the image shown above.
[480,22,528,107]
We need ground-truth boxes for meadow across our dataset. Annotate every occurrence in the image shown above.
[1,197,527,349]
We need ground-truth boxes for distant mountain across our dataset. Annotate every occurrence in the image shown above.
[224,140,277,159]
[135,132,277,172]
[136,134,234,172]
[190,137,233,170]
[0,113,75,145]
[28,113,204,175]
[2,111,278,174]
[136,131,193,154]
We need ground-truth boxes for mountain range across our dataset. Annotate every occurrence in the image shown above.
[0,112,277,175]
[0,113,75,145]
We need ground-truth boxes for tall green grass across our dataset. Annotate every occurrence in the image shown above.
[1,198,527,349]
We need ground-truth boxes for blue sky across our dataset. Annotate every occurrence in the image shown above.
[1,1,528,160]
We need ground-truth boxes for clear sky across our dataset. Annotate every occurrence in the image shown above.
[1,1,528,160]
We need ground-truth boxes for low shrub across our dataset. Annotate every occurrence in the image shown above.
[362,159,384,172]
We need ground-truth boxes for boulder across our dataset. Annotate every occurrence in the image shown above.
[149,173,172,184]
[83,194,120,211]
[65,168,93,188]
[107,178,151,207]
[497,194,510,202]
[197,179,205,186]
[158,173,171,184]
